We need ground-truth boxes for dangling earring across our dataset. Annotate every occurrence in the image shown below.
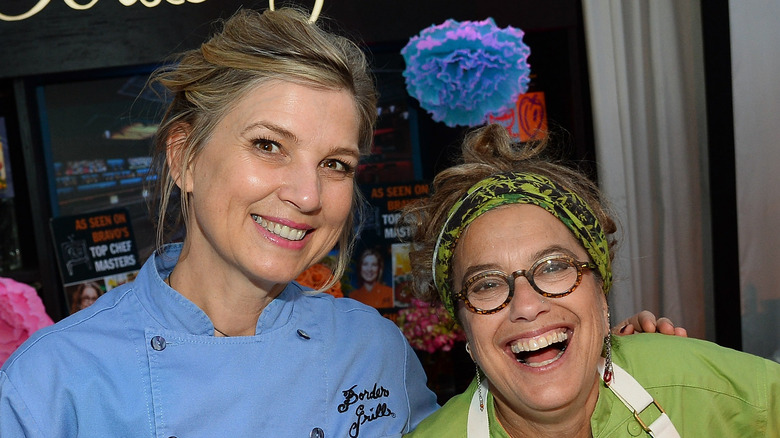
[603,312,613,384]
[466,342,485,411]
[475,365,485,411]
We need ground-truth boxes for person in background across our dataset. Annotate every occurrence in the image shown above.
[68,281,103,314]
[0,8,438,437]
[350,247,394,308]
[402,124,779,437]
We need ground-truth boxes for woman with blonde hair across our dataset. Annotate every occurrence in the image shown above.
[0,8,438,436]
[351,247,394,308]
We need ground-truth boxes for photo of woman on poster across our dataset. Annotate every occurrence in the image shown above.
[349,247,394,308]
[68,281,104,314]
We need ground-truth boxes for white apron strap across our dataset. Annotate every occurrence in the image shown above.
[598,358,681,438]
[467,377,490,438]
[466,360,681,437]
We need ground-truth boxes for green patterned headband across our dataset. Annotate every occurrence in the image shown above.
[432,171,612,317]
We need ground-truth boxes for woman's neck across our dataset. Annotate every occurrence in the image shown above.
[493,378,599,438]
[169,249,283,337]
[496,406,593,438]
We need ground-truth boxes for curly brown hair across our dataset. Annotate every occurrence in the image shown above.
[401,124,618,308]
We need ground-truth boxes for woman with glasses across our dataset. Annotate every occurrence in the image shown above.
[402,124,780,437]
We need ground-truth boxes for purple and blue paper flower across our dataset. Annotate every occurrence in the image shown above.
[401,18,531,128]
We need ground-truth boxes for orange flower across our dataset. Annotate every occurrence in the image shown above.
[296,263,343,298]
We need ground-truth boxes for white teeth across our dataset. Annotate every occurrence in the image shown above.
[510,329,568,354]
[252,215,307,241]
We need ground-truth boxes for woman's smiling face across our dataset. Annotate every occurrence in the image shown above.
[453,204,609,424]
[360,254,380,284]
[177,80,360,292]
[79,287,99,309]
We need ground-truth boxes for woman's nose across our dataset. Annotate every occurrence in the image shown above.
[278,165,322,213]
[507,277,550,322]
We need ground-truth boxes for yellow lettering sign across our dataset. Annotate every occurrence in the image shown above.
[0,0,207,22]
[64,0,99,11]
[0,0,50,21]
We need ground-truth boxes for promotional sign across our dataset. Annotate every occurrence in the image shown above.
[488,91,548,142]
[50,207,142,313]
[349,181,430,309]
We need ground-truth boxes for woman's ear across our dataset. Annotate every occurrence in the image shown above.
[465,341,474,362]
[458,307,476,362]
[166,123,192,192]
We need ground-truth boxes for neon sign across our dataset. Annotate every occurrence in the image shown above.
[0,0,207,22]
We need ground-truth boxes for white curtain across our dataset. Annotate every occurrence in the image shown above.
[581,1,711,338]
[730,0,780,362]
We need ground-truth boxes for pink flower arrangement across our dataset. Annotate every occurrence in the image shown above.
[0,277,54,366]
[396,298,466,353]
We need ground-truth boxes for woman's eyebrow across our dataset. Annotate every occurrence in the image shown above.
[326,146,360,159]
[460,264,500,284]
[529,245,578,261]
[242,122,359,158]
[242,122,300,143]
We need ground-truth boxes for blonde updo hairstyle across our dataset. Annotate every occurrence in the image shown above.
[148,7,377,290]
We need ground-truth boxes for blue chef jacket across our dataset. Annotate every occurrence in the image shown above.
[0,244,439,437]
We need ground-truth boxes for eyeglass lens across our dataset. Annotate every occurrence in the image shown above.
[463,257,580,311]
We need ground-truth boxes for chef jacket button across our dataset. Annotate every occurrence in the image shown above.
[310,427,324,438]
[627,419,643,436]
[297,329,311,340]
[151,336,166,351]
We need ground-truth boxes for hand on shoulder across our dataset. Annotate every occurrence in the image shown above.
[612,310,688,337]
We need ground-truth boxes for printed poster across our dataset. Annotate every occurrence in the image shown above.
[50,207,141,314]
[349,181,430,310]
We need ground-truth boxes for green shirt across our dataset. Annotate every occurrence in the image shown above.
[406,334,780,437]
